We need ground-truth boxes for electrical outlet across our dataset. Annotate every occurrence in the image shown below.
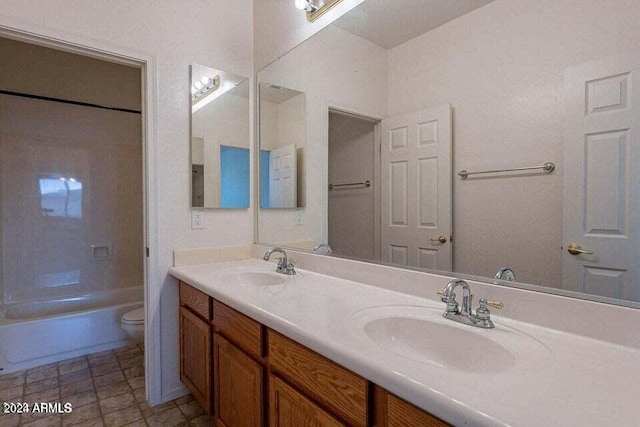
[295,210,304,226]
[191,210,204,229]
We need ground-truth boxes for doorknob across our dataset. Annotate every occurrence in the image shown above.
[567,243,593,255]
[431,235,448,244]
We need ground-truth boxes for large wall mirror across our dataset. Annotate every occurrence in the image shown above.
[257,0,640,307]
[191,64,250,209]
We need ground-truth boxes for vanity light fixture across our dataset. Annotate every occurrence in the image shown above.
[294,0,344,22]
[191,75,220,102]
[191,75,240,114]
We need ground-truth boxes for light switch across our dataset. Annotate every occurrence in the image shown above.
[295,210,304,226]
[192,210,204,229]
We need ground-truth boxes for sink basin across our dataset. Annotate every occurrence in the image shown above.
[216,270,286,287]
[349,305,550,374]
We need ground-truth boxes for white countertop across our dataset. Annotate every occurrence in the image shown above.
[169,259,640,427]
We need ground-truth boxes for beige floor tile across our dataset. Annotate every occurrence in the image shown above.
[122,366,144,380]
[127,376,145,390]
[91,363,121,378]
[94,372,125,388]
[0,370,25,380]
[60,378,93,398]
[0,413,20,427]
[99,392,135,415]
[60,401,100,426]
[178,400,204,421]
[188,415,211,427]
[24,387,60,403]
[118,356,143,370]
[172,395,194,406]
[64,389,97,409]
[59,369,92,386]
[0,375,24,391]
[132,388,146,404]
[121,421,145,427]
[58,359,89,376]
[88,353,117,368]
[21,415,62,427]
[0,385,23,401]
[139,400,177,418]
[115,348,142,362]
[27,363,58,374]
[26,366,58,384]
[25,377,59,395]
[144,407,186,427]
[103,405,143,427]
[96,381,131,400]
[113,345,138,355]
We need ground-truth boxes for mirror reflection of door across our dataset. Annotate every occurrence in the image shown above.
[563,52,640,300]
[380,105,453,270]
[259,83,306,208]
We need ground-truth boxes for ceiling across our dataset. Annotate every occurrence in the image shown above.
[333,0,495,50]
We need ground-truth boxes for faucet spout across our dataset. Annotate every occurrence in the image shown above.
[442,279,472,316]
[263,247,296,275]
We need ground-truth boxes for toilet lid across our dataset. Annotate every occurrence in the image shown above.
[122,307,144,325]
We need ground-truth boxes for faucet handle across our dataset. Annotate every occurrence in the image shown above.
[484,299,504,309]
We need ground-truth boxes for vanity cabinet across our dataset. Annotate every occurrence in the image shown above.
[178,281,448,426]
[179,282,213,414]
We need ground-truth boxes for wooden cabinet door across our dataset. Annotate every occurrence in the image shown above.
[270,375,346,427]
[214,333,263,427]
[179,307,212,414]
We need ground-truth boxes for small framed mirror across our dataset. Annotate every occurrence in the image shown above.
[190,64,250,209]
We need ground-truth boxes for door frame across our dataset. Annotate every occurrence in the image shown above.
[0,19,162,404]
[324,102,383,261]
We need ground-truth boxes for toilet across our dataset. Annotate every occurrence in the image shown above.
[121,307,144,342]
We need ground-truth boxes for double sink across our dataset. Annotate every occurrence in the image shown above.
[212,268,551,375]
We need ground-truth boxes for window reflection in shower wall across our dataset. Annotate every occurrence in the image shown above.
[0,37,143,312]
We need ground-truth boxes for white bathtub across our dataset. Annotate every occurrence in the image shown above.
[0,287,143,375]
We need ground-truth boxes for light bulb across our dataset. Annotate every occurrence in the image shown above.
[201,76,210,85]
[191,86,197,95]
[194,81,203,90]
[295,0,307,10]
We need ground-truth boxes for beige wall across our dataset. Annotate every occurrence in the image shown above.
[387,0,640,287]
[0,95,143,304]
[0,38,141,110]
[0,0,253,402]
[257,24,388,247]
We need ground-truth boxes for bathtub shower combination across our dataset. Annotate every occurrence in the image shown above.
[0,38,145,375]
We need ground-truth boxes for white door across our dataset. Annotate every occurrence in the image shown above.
[563,52,640,301]
[381,104,452,270]
[269,143,297,208]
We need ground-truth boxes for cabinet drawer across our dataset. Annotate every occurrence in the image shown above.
[387,392,449,427]
[268,331,367,427]
[213,300,263,359]
[179,281,211,320]
[270,375,345,427]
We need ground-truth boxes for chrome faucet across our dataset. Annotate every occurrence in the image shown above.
[439,279,503,329]
[313,243,333,254]
[263,248,296,275]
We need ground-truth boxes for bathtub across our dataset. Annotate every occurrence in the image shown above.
[0,286,143,375]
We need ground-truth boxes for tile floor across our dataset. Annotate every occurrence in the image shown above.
[0,344,209,427]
